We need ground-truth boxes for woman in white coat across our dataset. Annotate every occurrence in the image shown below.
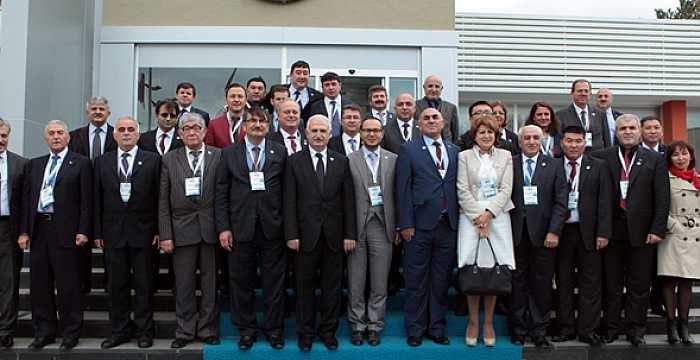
[457,115,516,347]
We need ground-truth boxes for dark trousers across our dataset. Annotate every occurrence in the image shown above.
[511,225,556,337]
[388,242,404,292]
[601,218,654,337]
[295,233,343,339]
[556,223,602,336]
[403,218,456,338]
[0,218,21,337]
[229,220,287,337]
[105,245,154,338]
[80,243,92,293]
[30,216,83,340]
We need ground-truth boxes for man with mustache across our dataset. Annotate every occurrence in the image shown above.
[366,85,395,126]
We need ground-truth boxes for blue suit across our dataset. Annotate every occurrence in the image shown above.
[396,136,459,338]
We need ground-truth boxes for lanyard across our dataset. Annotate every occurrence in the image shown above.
[189,152,204,176]
[43,158,61,189]
[617,149,637,180]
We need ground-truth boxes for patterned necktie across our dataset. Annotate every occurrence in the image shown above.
[294,90,302,109]
[620,149,631,209]
[330,100,341,136]
[191,150,202,177]
[580,110,588,130]
[288,135,297,153]
[525,159,534,186]
[434,141,443,170]
[349,139,357,152]
[252,146,261,171]
[120,153,130,182]
[568,160,577,192]
[402,123,410,141]
[92,128,102,160]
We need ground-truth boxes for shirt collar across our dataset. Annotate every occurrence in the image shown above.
[289,85,307,95]
[423,135,444,147]
[280,127,299,139]
[522,152,539,164]
[324,95,341,105]
[179,105,192,112]
[51,146,69,159]
[564,155,582,167]
[309,147,327,160]
[117,146,138,159]
[342,132,360,143]
[642,142,659,152]
[156,127,175,138]
[245,137,265,151]
[398,117,413,126]
[0,150,6,160]
[362,145,380,159]
[573,103,588,114]
[89,122,108,133]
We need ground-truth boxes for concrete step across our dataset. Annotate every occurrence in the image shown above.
[0,338,202,360]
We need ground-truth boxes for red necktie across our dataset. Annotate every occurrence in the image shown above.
[568,160,577,192]
[434,141,444,170]
[288,136,297,153]
[159,134,167,154]
[620,149,631,209]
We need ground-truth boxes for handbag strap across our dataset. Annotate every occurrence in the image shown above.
[472,236,502,266]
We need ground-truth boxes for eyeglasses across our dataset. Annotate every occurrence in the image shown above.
[181,125,203,132]
[159,113,177,118]
[471,110,493,116]
[116,126,137,133]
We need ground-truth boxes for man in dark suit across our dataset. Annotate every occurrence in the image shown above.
[287,60,322,115]
[246,77,267,109]
[266,100,307,156]
[284,114,356,352]
[382,93,420,155]
[264,84,290,132]
[138,99,183,155]
[94,116,160,349]
[509,125,568,348]
[69,96,117,294]
[159,113,221,349]
[414,75,460,143]
[556,79,611,152]
[175,82,210,126]
[396,108,459,347]
[303,72,346,136]
[596,88,623,146]
[366,85,395,126]
[204,83,248,149]
[551,126,613,346]
[0,119,27,349]
[19,120,92,351]
[592,114,670,346]
[215,107,287,351]
[328,103,362,157]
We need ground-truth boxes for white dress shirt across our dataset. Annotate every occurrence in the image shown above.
[397,118,414,141]
[155,127,175,155]
[117,146,138,180]
[604,107,616,143]
[372,109,388,125]
[564,155,582,223]
[289,85,310,109]
[309,147,328,175]
[342,132,361,155]
[521,153,540,184]
[642,142,661,152]
[324,95,342,119]
[573,104,589,130]
[0,151,9,216]
[38,147,69,213]
[362,146,381,183]
[423,135,449,173]
[88,123,109,156]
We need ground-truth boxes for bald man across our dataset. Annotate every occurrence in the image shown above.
[414,75,460,143]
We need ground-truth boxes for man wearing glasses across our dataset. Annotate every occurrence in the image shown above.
[138,99,184,155]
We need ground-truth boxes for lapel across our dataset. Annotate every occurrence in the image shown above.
[325,150,339,193]
[176,147,193,178]
[202,146,216,193]
[5,152,14,201]
[419,137,442,179]
[81,126,91,154]
[628,147,645,187]
[513,155,524,186]
[54,151,74,186]
[236,143,250,177]
[301,150,323,193]
[263,143,279,172]
[106,151,119,182]
[578,155,591,189]
[379,150,391,189]
[353,151,371,190]
[673,174,698,192]
[131,149,145,179]
[530,154,548,185]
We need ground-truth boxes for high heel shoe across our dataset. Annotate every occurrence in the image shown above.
[667,319,680,344]
[465,324,478,347]
[483,325,496,347]
[678,319,694,344]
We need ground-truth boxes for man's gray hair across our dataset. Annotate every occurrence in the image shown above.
[518,124,543,139]
[115,116,140,132]
[45,119,68,132]
[306,114,332,130]
[86,96,110,110]
[178,112,206,129]
[0,117,10,132]
[615,113,640,129]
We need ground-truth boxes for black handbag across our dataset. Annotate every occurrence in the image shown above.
[458,236,512,295]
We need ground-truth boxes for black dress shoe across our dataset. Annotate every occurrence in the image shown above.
[137,336,153,348]
[650,303,667,317]
[170,338,190,349]
[510,334,526,345]
[367,330,380,346]
[350,331,364,346]
[238,335,255,351]
[627,334,646,347]
[551,333,576,342]
[59,338,79,351]
[532,336,553,348]
[678,319,694,344]
[578,333,601,346]
[297,337,312,352]
[667,319,680,344]
[0,335,13,348]
[267,334,285,349]
[600,333,618,344]
[202,336,220,345]
[406,336,422,347]
[28,337,54,350]
[101,336,130,349]
[322,337,338,350]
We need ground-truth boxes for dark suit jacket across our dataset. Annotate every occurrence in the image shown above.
[5,151,28,241]
[556,104,611,151]
[327,134,362,157]
[284,148,356,252]
[215,140,286,243]
[302,97,348,130]
[501,129,520,155]
[68,124,118,158]
[457,130,519,155]
[565,155,613,250]
[365,110,396,125]
[382,118,420,155]
[21,151,92,247]
[396,137,459,231]
[179,107,210,127]
[286,84,323,114]
[266,129,308,156]
[414,98,460,143]
[137,129,184,155]
[592,145,670,246]
[510,153,568,246]
[158,146,221,246]
[93,149,160,248]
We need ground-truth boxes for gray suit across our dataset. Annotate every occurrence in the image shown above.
[556,104,611,152]
[346,148,397,332]
[382,118,420,155]
[414,97,460,143]
[159,145,221,341]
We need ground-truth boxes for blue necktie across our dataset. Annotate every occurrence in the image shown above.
[525,158,534,186]
[330,100,341,137]
[45,155,60,188]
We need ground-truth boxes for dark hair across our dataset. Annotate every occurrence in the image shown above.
[468,114,500,147]
[561,125,586,136]
[341,103,362,117]
[525,102,560,134]
[490,101,507,116]
[367,85,387,100]
[570,79,592,93]
[666,140,696,170]
[246,76,267,89]
[245,106,269,123]
[266,84,290,107]
[176,82,196,96]
[469,100,492,116]
[641,115,661,127]
[290,60,310,73]
[224,82,246,96]
[321,72,341,84]
[361,116,384,129]
[155,99,178,115]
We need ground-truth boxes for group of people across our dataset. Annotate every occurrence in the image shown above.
[0,60,696,354]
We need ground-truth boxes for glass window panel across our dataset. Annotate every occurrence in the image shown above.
[389,77,417,108]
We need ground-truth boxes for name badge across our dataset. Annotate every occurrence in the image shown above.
[368,185,383,206]
[249,172,266,191]
[568,191,579,210]
[480,178,497,199]
[185,177,201,197]
[120,182,131,203]
[523,185,538,205]
[619,180,629,199]
[40,187,55,208]
[585,132,593,147]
